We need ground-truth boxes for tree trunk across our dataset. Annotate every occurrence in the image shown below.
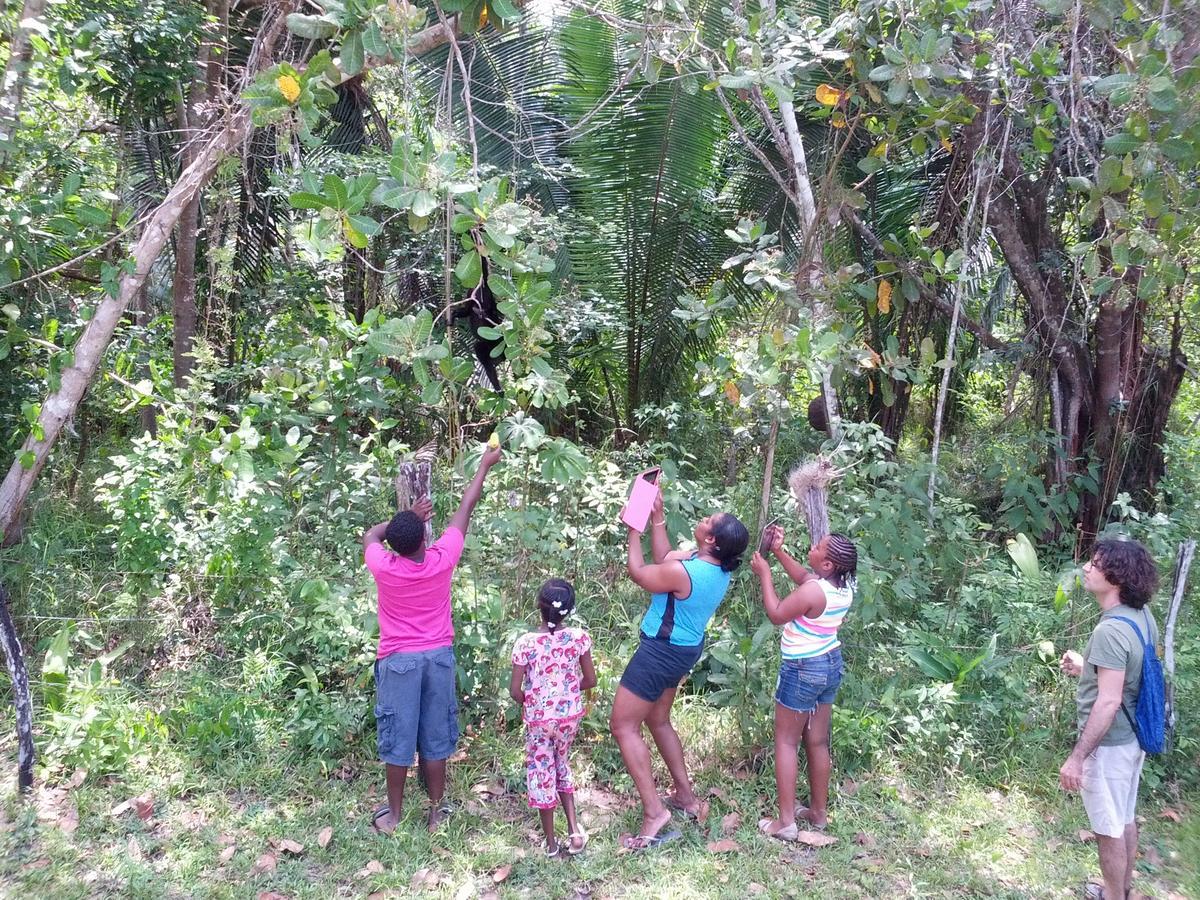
[0,584,35,791]
[0,0,49,152]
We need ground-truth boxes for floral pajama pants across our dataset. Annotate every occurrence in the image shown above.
[524,715,582,809]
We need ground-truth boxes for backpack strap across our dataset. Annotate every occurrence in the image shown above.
[1105,613,1152,738]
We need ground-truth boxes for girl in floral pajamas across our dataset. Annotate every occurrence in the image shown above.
[509,579,597,856]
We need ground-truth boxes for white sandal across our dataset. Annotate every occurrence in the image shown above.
[566,829,589,855]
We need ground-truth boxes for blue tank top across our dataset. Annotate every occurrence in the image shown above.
[639,555,732,647]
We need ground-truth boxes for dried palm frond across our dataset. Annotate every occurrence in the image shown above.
[788,458,843,544]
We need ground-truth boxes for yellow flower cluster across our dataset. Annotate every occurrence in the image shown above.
[276,74,301,105]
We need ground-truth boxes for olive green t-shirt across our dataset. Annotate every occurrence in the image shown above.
[1076,605,1159,747]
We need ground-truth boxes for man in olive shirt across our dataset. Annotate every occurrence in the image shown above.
[1059,539,1159,900]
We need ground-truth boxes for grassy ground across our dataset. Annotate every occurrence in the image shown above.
[1,703,1195,900]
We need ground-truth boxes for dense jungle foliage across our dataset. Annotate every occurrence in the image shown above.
[0,0,1199,896]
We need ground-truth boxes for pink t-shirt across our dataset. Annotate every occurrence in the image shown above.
[366,527,465,658]
[511,627,592,723]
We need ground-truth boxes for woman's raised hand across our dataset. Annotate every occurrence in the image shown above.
[768,525,785,553]
[750,551,771,578]
[651,489,664,522]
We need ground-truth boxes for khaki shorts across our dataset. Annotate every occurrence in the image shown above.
[1082,741,1145,838]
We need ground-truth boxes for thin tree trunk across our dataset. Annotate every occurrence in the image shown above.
[0,583,35,791]
[0,0,49,152]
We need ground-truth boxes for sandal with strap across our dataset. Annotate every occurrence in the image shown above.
[620,829,682,852]
[664,796,710,824]
[566,829,589,855]
[758,818,799,842]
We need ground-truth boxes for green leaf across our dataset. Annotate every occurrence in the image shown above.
[2,304,19,320]
[340,30,365,77]
[488,0,522,20]
[74,203,110,226]
[454,250,483,288]
[1006,532,1040,579]
[286,13,339,40]
[411,190,438,218]
[289,191,329,211]
[346,214,381,237]
[323,174,349,210]
[18,450,35,470]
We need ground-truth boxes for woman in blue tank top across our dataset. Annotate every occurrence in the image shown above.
[610,490,748,850]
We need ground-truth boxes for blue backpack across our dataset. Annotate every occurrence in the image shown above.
[1110,615,1167,755]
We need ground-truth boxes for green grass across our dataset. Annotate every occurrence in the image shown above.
[1,704,1195,899]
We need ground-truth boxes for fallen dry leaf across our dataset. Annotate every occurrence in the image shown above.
[219,846,236,864]
[841,778,862,797]
[408,867,439,889]
[58,803,79,835]
[721,812,741,835]
[491,864,512,884]
[356,859,385,878]
[251,852,277,876]
[1078,829,1097,843]
[479,892,500,900]
[67,767,88,789]
[1160,808,1184,823]
[852,831,876,848]
[748,885,766,895]
[217,832,237,846]
[277,839,304,856]
[316,826,332,849]
[707,839,740,853]
[109,800,132,818]
[256,893,289,900]
[796,830,837,847]
[131,794,154,821]
[854,855,886,868]
[21,858,50,872]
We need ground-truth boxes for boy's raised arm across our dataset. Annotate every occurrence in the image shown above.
[448,445,503,536]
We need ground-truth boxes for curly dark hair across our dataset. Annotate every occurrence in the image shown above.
[1092,539,1159,609]
[385,510,425,556]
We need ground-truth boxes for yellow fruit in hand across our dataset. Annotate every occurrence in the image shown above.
[488,432,500,449]
[276,74,301,104]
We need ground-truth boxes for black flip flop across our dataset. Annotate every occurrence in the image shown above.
[622,828,682,851]
[371,804,394,834]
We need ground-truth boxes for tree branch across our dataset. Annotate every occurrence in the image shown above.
[844,210,1018,353]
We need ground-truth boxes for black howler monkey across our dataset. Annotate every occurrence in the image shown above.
[449,229,504,391]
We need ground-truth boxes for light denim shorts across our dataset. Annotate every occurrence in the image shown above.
[374,646,459,766]
[775,648,844,713]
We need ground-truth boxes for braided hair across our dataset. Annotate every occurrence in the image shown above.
[537,578,576,632]
[824,533,858,590]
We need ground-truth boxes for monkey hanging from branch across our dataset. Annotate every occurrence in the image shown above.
[446,228,504,392]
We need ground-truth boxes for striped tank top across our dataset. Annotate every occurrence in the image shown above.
[780,578,854,659]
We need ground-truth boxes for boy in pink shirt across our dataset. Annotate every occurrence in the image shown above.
[363,444,502,834]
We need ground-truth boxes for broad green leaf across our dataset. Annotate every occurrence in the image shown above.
[286,13,339,39]
[340,30,365,77]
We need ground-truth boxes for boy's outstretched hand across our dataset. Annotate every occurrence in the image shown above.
[481,444,503,469]
[750,551,771,578]
[411,497,433,521]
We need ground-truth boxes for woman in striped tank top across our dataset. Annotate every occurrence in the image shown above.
[750,527,858,840]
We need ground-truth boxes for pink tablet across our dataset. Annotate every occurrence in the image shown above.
[621,467,662,532]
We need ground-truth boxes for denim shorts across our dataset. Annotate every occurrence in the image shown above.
[775,648,844,713]
[619,634,704,703]
[374,646,459,766]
